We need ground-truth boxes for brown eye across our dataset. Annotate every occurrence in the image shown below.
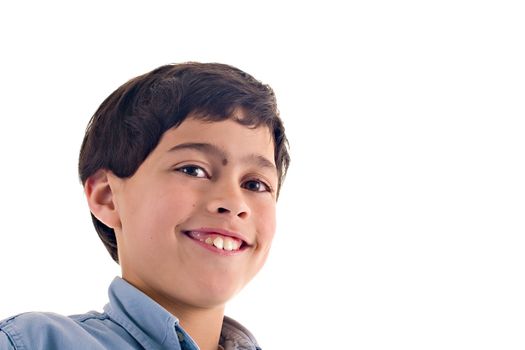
[242,179,271,192]
[176,165,208,178]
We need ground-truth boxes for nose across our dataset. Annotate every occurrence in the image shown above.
[205,183,250,219]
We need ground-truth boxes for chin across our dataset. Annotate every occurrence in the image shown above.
[189,277,245,308]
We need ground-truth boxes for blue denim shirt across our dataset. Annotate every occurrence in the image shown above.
[0,277,261,350]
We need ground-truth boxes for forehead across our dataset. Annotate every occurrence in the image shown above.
[156,117,275,163]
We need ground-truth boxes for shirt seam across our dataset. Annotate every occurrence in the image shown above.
[70,312,110,323]
[0,318,27,350]
[105,306,153,349]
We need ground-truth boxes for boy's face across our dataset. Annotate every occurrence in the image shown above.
[107,115,278,310]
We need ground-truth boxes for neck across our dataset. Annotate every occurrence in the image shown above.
[149,291,225,349]
[175,305,225,350]
[121,275,225,350]
[154,295,225,350]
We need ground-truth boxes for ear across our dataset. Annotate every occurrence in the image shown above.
[84,169,121,230]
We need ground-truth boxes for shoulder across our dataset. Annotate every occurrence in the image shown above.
[0,311,110,350]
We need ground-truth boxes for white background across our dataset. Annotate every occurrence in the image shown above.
[0,1,524,349]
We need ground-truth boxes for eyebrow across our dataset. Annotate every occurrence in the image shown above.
[167,142,277,173]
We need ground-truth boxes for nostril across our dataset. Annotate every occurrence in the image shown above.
[217,207,229,213]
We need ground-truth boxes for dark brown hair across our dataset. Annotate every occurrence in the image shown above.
[78,62,290,263]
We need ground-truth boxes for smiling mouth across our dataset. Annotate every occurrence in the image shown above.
[183,230,249,252]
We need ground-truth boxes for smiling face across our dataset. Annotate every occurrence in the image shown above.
[105,116,278,310]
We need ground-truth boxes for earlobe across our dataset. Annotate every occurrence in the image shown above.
[84,169,121,229]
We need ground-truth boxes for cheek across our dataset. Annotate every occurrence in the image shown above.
[125,184,197,237]
[251,202,276,276]
[151,188,197,226]
[255,201,277,243]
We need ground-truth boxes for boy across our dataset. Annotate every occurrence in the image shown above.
[0,62,290,350]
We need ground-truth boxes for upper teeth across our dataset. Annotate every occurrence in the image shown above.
[213,236,224,249]
[197,234,241,251]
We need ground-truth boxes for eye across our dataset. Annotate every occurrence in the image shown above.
[175,165,208,178]
[242,179,272,193]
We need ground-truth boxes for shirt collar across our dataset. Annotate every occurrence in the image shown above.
[221,316,261,350]
[104,276,260,350]
[104,277,186,349]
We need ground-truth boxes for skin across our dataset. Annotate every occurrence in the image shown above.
[85,116,278,350]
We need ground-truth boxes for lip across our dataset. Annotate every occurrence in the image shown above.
[186,227,252,246]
